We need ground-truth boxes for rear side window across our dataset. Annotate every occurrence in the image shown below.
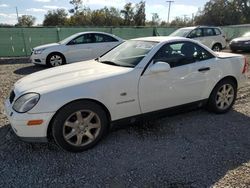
[203,28,215,36]
[214,28,222,35]
[94,34,118,43]
[68,34,95,45]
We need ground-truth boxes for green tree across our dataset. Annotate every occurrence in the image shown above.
[234,0,250,22]
[194,0,245,25]
[133,1,146,26]
[69,0,83,13]
[91,9,106,26]
[17,15,36,26]
[98,7,123,26]
[43,9,68,26]
[147,13,160,26]
[170,16,192,27]
[68,7,92,26]
[121,3,134,25]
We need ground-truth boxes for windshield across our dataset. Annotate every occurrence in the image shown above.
[58,33,81,44]
[99,40,158,67]
[243,32,250,37]
[169,28,192,37]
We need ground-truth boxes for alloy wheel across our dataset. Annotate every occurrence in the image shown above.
[215,84,234,110]
[63,110,101,146]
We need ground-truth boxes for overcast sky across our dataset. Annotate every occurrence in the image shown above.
[0,0,208,25]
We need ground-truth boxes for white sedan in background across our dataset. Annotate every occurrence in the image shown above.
[4,37,248,152]
[31,31,123,67]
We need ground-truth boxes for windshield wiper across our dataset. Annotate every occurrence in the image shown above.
[100,60,121,66]
[100,60,134,68]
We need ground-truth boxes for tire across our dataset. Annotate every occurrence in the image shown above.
[207,79,237,114]
[52,100,109,152]
[46,53,66,67]
[212,43,222,52]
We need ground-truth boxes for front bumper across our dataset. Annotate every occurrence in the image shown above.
[30,53,47,65]
[3,99,55,142]
[229,43,250,51]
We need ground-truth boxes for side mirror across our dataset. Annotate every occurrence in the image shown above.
[150,62,171,73]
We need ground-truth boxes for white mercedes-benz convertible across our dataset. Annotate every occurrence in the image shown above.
[4,37,249,152]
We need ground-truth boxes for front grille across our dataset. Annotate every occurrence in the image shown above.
[9,90,15,104]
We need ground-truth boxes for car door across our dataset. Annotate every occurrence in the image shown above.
[90,33,121,58]
[188,28,206,45]
[139,41,215,113]
[65,34,95,63]
[202,28,217,48]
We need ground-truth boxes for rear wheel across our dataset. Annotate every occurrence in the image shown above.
[212,43,222,52]
[46,53,65,67]
[52,101,109,152]
[207,79,237,114]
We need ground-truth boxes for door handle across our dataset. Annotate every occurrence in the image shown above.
[198,67,210,72]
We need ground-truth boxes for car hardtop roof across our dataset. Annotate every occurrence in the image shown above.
[179,26,221,30]
[75,31,115,36]
[131,36,193,43]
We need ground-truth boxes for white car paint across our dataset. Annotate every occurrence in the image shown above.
[30,31,123,66]
[4,36,248,141]
[170,26,226,50]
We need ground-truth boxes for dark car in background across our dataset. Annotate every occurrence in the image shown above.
[229,32,250,52]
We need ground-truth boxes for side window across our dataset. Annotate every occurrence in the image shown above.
[69,34,95,45]
[153,42,214,68]
[94,34,118,43]
[214,28,221,35]
[188,28,203,38]
[203,28,215,36]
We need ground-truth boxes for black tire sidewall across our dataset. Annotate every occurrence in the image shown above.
[52,101,109,152]
[212,44,222,51]
[46,53,65,67]
[207,79,237,114]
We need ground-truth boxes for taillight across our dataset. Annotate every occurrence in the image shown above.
[242,57,249,74]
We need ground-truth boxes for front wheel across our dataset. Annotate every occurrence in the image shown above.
[52,101,109,152]
[207,79,237,114]
[47,53,65,67]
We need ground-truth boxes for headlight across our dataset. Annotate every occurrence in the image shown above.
[244,41,250,44]
[34,49,45,54]
[13,93,40,113]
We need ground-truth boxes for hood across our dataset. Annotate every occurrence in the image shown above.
[231,36,250,42]
[215,52,242,58]
[14,60,133,95]
[33,43,60,50]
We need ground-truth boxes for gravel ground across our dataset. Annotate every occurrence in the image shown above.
[0,56,250,188]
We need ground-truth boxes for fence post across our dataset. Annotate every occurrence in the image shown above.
[21,27,28,56]
[56,27,60,42]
